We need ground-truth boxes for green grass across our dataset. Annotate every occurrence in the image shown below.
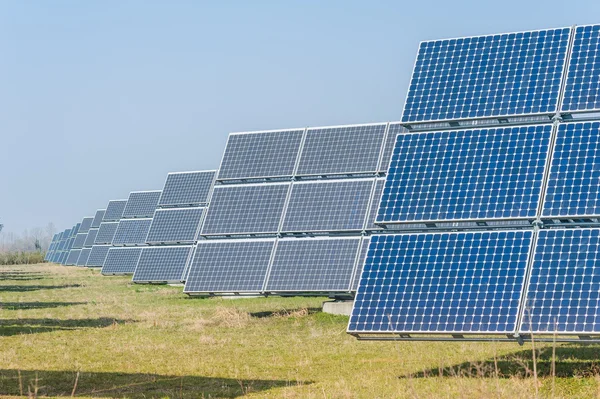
[1,264,600,398]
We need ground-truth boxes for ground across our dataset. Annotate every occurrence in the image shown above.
[1,264,600,398]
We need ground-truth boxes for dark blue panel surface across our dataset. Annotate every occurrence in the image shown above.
[103,200,128,221]
[562,25,600,112]
[147,207,205,244]
[91,210,106,228]
[76,248,91,266]
[94,222,119,245]
[113,219,152,245]
[348,230,532,334]
[543,122,600,217]
[101,247,143,275]
[123,191,161,218]
[521,228,600,333]
[402,28,570,123]
[378,125,552,223]
[159,171,215,206]
[87,245,110,267]
[132,246,192,282]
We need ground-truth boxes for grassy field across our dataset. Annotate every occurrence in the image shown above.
[1,265,600,398]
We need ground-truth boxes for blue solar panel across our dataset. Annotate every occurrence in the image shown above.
[146,207,204,244]
[159,171,215,207]
[94,222,119,245]
[112,218,152,246]
[76,248,91,266]
[266,237,361,292]
[351,237,371,291]
[217,129,304,180]
[348,230,532,334]
[379,123,407,173]
[201,183,289,236]
[103,200,128,221]
[132,246,193,283]
[521,228,600,334]
[83,229,98,248]
[79,217,94,234]
[91,210,106,228]
[401,28,570,123]
[101,247,143,275]
[561,25,600,113]
[542,122,600,218]
[87,245,110,267]
[281,179,373,233]
[66,249,81,266]
[122,191,161,218]
[378,125,552,224]
[72,233,87,249]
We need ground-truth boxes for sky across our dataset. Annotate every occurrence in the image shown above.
[1,0,599,234]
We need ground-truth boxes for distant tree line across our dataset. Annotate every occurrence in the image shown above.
[0,222,56,253]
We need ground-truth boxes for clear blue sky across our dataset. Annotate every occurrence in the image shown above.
[1,1,599,234]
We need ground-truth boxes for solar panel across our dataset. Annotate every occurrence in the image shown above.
[561,25,600,113]
[379,123,407,173]
[122,191,161,218]
[76,248,91,266]
[296,124,387,176]
[217,129,305,181]
[65,249,81,266]
[351,237,371,291]
[58,251,69,265]
[112,218,152,245]
[146,207,205,244]
[94,222,119,245]
[87,245,110,267]
[266,237,361,292]
[281,179,374,233]
[348,230,533,334]
[542,122,600,218]
[132,245,193,283]
[366,178,385,230]
[378,124,552,224]
[79,217,94,234]
[101,247,143,275]
[158,171,216,207]
[401,27,570,123]
[72,233,87,249]
[184,239,275,293]
[83,229,99,247]
[103,200,128,221]
[521,228,600,334]
[71,223,81,237]
[91,210,106,228]
[201,183,289,236]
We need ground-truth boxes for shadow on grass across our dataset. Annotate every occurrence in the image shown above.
[0,369,306,398]
[0,301,87,310]
[250,307,321,319]
[0,271,48,281]
[0,318,135,336]
[402,344,600,379]
[0,284,81,292]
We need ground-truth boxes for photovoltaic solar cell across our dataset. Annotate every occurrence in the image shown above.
[132,246,192,282]
[103,200,128,221]
[87,245,110,267]
[561,25,600,112]
[94,222,119,245]
[122,191,161,218]
[101,247,143,275]
[366,179,385,230]
[159,171,215,207]
[296,124,387,176]
[72,233,87,249]
[520,228,600,334]
[542,122,600,217]
[352,237,371,291]
[146,207,204,244]
[217,130,304,180]
[201,183,289,236]
[184,239,275,293]
[112,219,152,245]
[378,125,552,223]
[402,28,570,123]
[266,237,361,292]
[91,210,106,228]
[83,229,99,248]
[281,179,373,233]
[66,249,81,266]
[380,123,407,173]
[79,217,94,234]
[77,248,91,266]
[348,230,533,334]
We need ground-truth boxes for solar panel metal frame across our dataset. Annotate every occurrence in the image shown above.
[158,170,216,207]
[400,26,572,125]
[216,128,306,182]
[112,218,153,246]
[101,247,143,275]
[146,207,205,244]
[103,199,128,221]
[122,190,161,218]
[132,245,194,283]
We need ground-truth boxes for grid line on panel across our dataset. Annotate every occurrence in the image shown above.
[158,171,216,207]
[217,130,305,180]
[94,222,119,245]
[91,210,106,228]
[201,184,289,236]
[79,217,94,234]
[348,230,533,334]
[184,240,275,293]
[103,200,128,221]
[296,124,387,176]
[281,179,374,233]
[86,245,110,267]
[122,191,161,218]
[266,237,361,292]
[76,248,91,266]
[542,122,600,218]
[101,247,143,275]
[132,246,192,282]
[378,125,553,224]
[561,25,600,113]
[113,219,152,246]
[520,228,600,334]
[401,27,571,123]
[147,207,205,244]
[83,229,99,248]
